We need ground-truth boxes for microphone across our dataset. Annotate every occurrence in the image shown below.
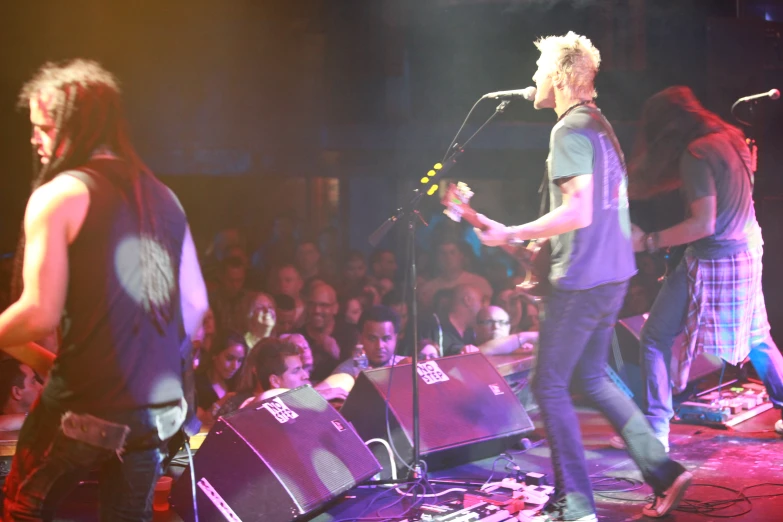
[482,86,537,101]
[735,89,780,103]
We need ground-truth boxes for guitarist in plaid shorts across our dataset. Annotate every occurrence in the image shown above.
[629,86,783,448]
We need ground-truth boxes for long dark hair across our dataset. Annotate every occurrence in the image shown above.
[628,86,747,199]
[14,59,176,332]
[198,330,249,390]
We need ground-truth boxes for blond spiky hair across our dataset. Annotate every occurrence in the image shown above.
[534,31,601,100]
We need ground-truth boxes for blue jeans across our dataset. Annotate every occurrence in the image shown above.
[3,396,183,522]
[532,281,685,518]
[640,258,783,438]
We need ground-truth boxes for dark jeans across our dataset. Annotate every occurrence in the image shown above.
[3,396,183,522]
[532,281,685,518]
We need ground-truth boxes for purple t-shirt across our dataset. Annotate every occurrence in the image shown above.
[546,106,636,290]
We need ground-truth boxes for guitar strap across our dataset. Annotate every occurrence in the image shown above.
[586,107,627,172]
[537,106,626,219]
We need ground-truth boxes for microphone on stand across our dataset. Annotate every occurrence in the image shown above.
[734,89,780,104]
[482,86,537,101]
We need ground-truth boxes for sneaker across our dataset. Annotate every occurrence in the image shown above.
[608,434,669,453]
[641,470,693,518]
[775,419,783,436]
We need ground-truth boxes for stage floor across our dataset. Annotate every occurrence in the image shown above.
[49,403,783,522]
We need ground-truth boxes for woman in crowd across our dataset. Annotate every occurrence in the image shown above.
[195,330,248,426]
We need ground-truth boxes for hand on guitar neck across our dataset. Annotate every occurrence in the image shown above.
[442,182,543,253]
[441,182,551,295]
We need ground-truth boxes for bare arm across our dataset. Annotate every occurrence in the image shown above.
[479,331,538,356]
[510,175,593,240]
[0,176,88,376]
[658,197,716,247]
[632,197,716,252]
[179,226,209,339]
[0,413,27,432]
[477,175,593,245]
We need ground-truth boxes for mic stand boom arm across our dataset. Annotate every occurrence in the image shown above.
[366,99,511,482]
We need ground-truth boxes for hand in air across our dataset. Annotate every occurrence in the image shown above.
[475,226,508,247]
[630,224,646,253]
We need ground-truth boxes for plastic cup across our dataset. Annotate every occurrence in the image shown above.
[153,476,173,512]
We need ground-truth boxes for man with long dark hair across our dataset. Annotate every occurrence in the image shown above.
[474,33,691,520]
[0,59,208,521]
[629,87,783,449]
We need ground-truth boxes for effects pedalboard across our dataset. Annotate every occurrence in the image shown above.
[675,380,773,428]
[405,475,554,522]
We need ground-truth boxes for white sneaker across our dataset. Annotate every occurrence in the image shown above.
[775,419,783,436]
[641,470,693,518]
[608,434,669,453]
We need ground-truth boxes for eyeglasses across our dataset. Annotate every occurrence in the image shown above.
[477,320,510,327]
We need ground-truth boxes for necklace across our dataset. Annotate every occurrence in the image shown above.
[558,99,593,121]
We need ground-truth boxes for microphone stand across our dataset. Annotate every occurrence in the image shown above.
[730,96,760,186]
[367,99,511,483]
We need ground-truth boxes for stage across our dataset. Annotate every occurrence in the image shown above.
[2,352,780,521]
[44,402,783,522]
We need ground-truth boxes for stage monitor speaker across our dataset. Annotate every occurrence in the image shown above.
[612,314,724,406]
[170,386,381,522]
[339,352,534,474]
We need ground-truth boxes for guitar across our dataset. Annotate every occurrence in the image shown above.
[441,182,551,296]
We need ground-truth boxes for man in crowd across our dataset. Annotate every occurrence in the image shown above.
[474,306,537,356]
[299,282,358,381]
[0,359,42,431]
[420,284,482,357]
[271,264,305,328]
[418,239,492,312]
[332,306,406,378]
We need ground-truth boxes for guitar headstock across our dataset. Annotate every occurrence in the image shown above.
[441,182,474,223]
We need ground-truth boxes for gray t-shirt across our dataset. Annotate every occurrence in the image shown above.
[680,132,762,259]
[546,106,636,290]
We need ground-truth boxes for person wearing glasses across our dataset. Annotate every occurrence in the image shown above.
[474,306,537,356]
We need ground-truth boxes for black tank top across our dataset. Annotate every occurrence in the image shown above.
[42,158,188,412]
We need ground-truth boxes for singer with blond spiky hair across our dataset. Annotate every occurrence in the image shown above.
[473,32,691,521]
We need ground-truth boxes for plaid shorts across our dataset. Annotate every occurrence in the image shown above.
[675,246,770,386]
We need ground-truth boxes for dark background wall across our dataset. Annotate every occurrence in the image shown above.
[1,0,782,328]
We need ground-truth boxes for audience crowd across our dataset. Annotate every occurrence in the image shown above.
[0,213,663,432]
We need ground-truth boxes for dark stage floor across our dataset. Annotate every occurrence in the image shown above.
[51,404,783,522]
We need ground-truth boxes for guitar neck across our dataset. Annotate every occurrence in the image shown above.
[458,207,487,232]
[458,207,522,257]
